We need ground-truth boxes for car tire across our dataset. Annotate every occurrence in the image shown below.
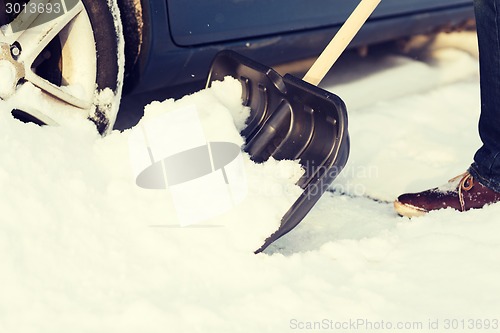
[0,0,124,134]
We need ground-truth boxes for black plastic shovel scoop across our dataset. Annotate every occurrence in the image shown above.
[206,0,381,253]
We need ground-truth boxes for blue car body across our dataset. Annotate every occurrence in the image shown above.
[127,0,474,94]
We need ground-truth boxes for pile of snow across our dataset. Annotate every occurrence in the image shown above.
[1,31,499,332]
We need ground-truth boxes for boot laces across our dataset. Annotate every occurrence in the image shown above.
[449,172,474,211]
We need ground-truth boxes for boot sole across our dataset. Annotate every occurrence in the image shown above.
[393,200,427,218]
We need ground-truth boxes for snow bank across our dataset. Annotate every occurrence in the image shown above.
[0,76,305,332]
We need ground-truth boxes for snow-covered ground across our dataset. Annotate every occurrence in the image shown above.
[1,31,499,332]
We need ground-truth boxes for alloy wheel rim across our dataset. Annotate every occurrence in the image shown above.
[0,0,97,126]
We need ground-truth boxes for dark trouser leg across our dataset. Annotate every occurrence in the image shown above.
[469,0,500,192]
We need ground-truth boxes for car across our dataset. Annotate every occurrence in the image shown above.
[0,0,475,133]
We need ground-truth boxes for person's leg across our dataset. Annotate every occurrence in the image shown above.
[394,0,500,217]
[469,0,500,192]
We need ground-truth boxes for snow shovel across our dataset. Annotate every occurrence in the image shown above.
[206,0,381,253]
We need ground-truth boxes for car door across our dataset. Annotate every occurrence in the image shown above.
[166,0,473,46]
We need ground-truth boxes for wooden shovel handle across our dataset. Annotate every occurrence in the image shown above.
[303,0,382,86]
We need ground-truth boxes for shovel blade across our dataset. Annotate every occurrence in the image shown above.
[207,50,350,253]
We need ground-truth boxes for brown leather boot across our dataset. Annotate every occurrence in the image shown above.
[394,172,500,217]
